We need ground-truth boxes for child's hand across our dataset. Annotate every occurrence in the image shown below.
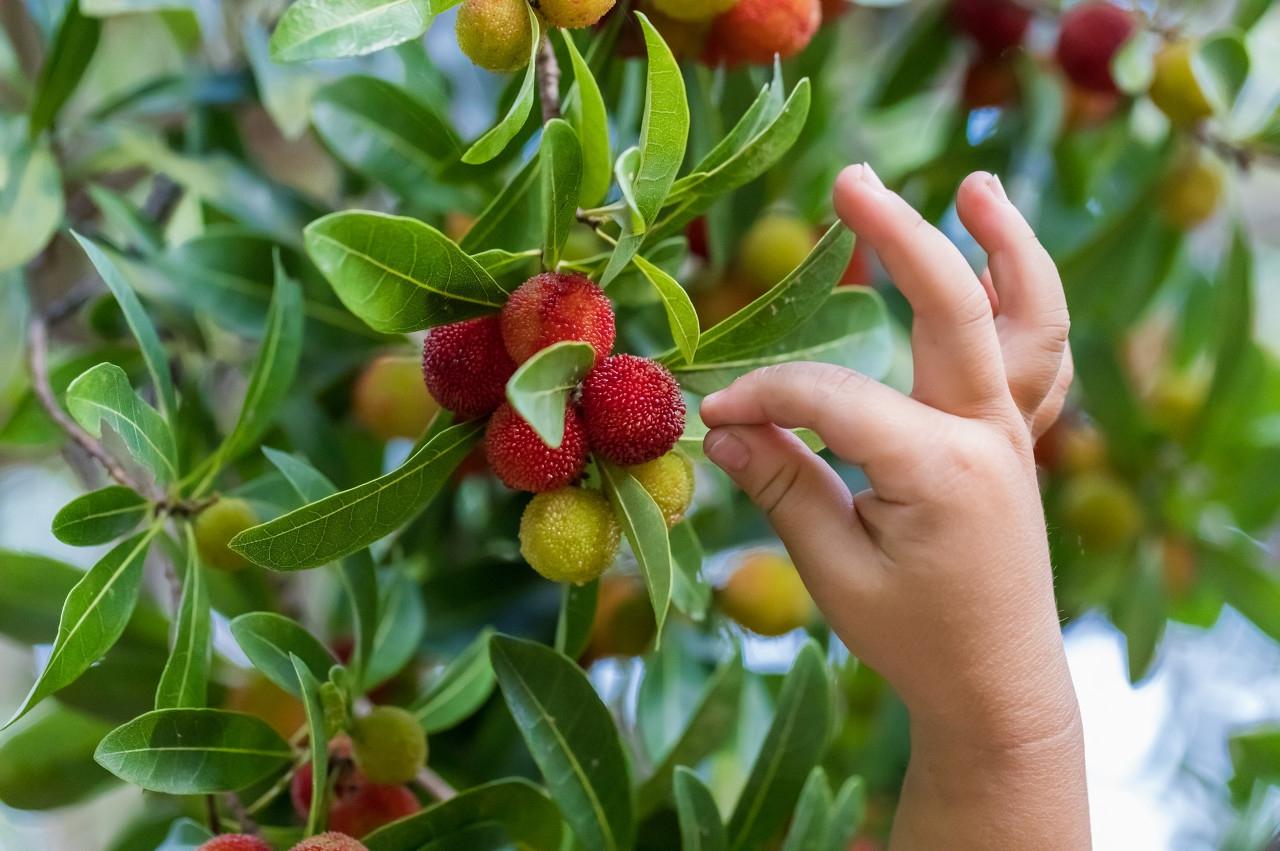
[701,166,1089,849]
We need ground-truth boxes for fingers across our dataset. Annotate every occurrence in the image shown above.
[1030,345,1074,441]
[956,172,1071,421]
[833,164,1009,416]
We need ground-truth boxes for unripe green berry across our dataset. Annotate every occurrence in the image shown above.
[1060,471,1143,552]
[351,706,428,785]
[1149,41,1212,126]
[737,213,815,292]
[456,0,535,73]
[626,451,694,527]
[532,0,615,29]
[519,487,620,584]
[650,0,738,23]
[194,498,258,572]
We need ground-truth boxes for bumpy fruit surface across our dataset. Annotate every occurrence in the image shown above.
[737,213,815,292]
[718,552,814,636]
[353,355,439,441]
[500,272,616,364]
[519,487,621,583]
[1149,41,1212,126]
[651,0,737,23]
[1060,471,1142,552]
[291,741,420,838]
[290,834,368,851]
[421,315,517,419]
[1054,2,1134,93]
[533,0,615,28]
[1159,154,1224,230]
[626,451,695,526]
[586,574,657,659]
[580,354,686,465]
[705,0,821,66]
[456,0,534,72]
[351,706,428,785]
[948,0,1032,55]
[486,402,589,492]
[198,836,272,851]
[196,498,258,572]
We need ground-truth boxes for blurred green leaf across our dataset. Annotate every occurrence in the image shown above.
[0,552,87,644]
[555,580,598,660]
[460,155,540,254]
[780,767,833,851]
[366,569,426,689]
[461,6,540,165]
[414,628,497,733]
[824,776,866,850]
[505,341,595,448]
[270,0,433,63]
[87,185,163,254]
[541,119,583,269]
[363,778,563,851]
[154,528,212,709]
[1192,33,1250,116]
[0,706,116,810]
[52,485,148,546]
[600,462,673,642]
[670,521,709,619]
[66,362,178,484]
[293,653,330,836]
[675,767,727,851]
[867,2,953,108]
[1112,547,1166,684]
[29,0,101,137]
[0,124,64,273]
[230,612,338,697]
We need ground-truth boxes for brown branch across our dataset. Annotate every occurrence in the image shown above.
[205,794,221,834]
[416,766,458,802]
[536,36,561,124]
[223,792,259,836]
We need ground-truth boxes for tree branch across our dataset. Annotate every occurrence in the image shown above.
[416,766,458,802]
[536,36,561,124]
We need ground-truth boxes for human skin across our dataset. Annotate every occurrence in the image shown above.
[701,165,1089,849]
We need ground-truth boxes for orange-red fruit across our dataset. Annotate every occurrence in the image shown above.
[948,0,1032,55]
[1055,2,1134,93]
[704,0,821,67]
[501,272,616,365]
[198,837,272,851]
[421,315,516,419]
[290,834,368,851]
[580,354,685,465]
[485,402,589,492]
[962,54,1020,109]
[291,759,419,839]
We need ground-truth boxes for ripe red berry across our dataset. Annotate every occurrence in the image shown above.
[579,354,685,465]
[421,315,517,419]
[198,836,272,851]
[704,0,821,67]
[500,272,616,365]
[485,402,589,492]
[948,0,1032,56]
[1055,2,1134,93]
[289,834,368,851]
[291,749,419,839]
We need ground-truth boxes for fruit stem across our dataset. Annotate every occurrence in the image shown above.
[536,35,561,124]
[416,766,458,802]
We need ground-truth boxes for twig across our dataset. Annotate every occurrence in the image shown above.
[142,174,181,223]
[416,766,458,802]
[223,792,259,836]
[536,36,561,124]
[205,794,221,834]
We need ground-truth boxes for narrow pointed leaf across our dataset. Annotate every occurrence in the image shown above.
[414,628,497,733]
[675,767,727,851]
[632,13,689,227]
[541,119,583,269]
[460,155,540,254]
[0,129,62,273]
[293,654,330,835]
[66,363,179,485]
[599,462,672,641]
[779,767,832,851]
[155,527,212,709]
[670,520,710,619]
[506,341,595,448]
[0,706,116,811]
[823,776,866,851]
[52,485,148,546]
[365,569,426,689]
[29,1,101,137]
[230,612,338,697]
[561,31,611,208]
[555,579,598,661]
[461,6,540,165]
[270,0,433,62]
[363,778,563,851]
[633,254,698,363]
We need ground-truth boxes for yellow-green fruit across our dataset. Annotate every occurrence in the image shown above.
[586,575,656,659]
[1148,371,1207,439]
[1060,471,1142,552]
[737,214,815,292]
[532,0,616,28]
[1159,155,1224,230]
[718,552,814,637]
[353,355,440,441]
[519,487,621,584]
[351,706,428,785]
[650,0,738,23]
[1149,41,1213,126]
[626,451,694,527]
[456,0,534,73]
[195,498,258,572]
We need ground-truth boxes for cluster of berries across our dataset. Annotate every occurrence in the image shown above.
[422,272,693,584]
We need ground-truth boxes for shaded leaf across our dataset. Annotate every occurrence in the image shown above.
[230,612,338,697]
[461,6,540,165]
[599,462,672,642]
[824,776,866,850]
[366,569,426,689]
[0,706,116,810]
[364,778,563,851]
[555,580,598,661]
[0,126,63,273]
[459,155,540,254]
[414,628,497,734]
[779,767,832,851]
[52,485,148,547]
[505,341,595,448]
[541,118,583,269]
[293,654,330,836]
[29,1,102,137]
[1192,33,1250,116]
[675,767,727,851]
[154,528,212,709]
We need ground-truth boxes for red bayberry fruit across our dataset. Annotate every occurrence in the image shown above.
[1055,2,1134,94]
[289,834,368,851]
[579,354,685,465]
[485,402,589,492]
[704,0,821,67]
[198,837,272,851]
[948,0,1032,56]
[421,315,517,419]
[291,744,420,839]
[500,272,616,365]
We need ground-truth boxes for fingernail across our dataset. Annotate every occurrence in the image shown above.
[860,161,884,189]
[704,429,751,472]
[988,172,1009,203]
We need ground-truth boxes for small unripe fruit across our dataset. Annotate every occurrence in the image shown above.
[457,0,535,73]
[1159,154,1224,230]
[1148,41,1212,126]
[962,54,1020,109]
[1055,2,1134,93]
[532,0,616,28]
[485,402,589,492]
[195,498,259,572]
[351,706,428,785]
[1162,536,1196,600]
[1060,471,1142,552]
[1148,371,1207,439]
[580,354,686,465]
[718,552,814,636]
[1063,84,1121,129]
[948,0,1032,55]
[500,272,616,364]
[704,0,821,67]
[737,214,815,292]
[626,451,695,526]
[586,574,656,659]
[198,836,272,851]
[693,279,754,326]
[421,315,517,419]
[353,355,440,441]
[651,0,737,23]
[519,487,621,584]
[290,834,368,851]
[291,739,420,838]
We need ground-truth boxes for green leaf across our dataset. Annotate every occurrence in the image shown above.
[614,146,644,232]
[488,635,634,851]
[505,341,595,448]
[366,569,426,689]
[0,126,63,273]
[867,2,953,108]
[72,233,178,421]
[230,612,338,697]
[473,247,540,278]
[1192,33,1250,116]
[153,817,214,851]
[599,462,672,643]
[292,654,330,836]
[270,0,433,62]
[154,528,212,709]
[4,528,160,730]
[52,485,148,547]
[780,767,832,851]
[0,553,88,644]
[312,75,463,198]
[305,211,508,334]
[823,776,866,850]
[231,419,485,570]
[244,18,319,140]
[632,13,689,227]
[675,767,727,851]
[29,0,102,137]
[560,31,611,208]
[1208,543,1280,644]
[414,628,497,733]
[94,708,292,794]
[0,706,116,810]
[461,6,540,166]
[1113,546,1166,684]
[555,580,598,661]
[541,119,583,269]
[633,254,699,363]
[460,155,540,254]
[670,521,710,619]
[86,185,163,255]
[1194,226,1254,456]
[66,363,179,485]
[363,778,563,851]
[727,642,834,850]
[1230,727,1280,793]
